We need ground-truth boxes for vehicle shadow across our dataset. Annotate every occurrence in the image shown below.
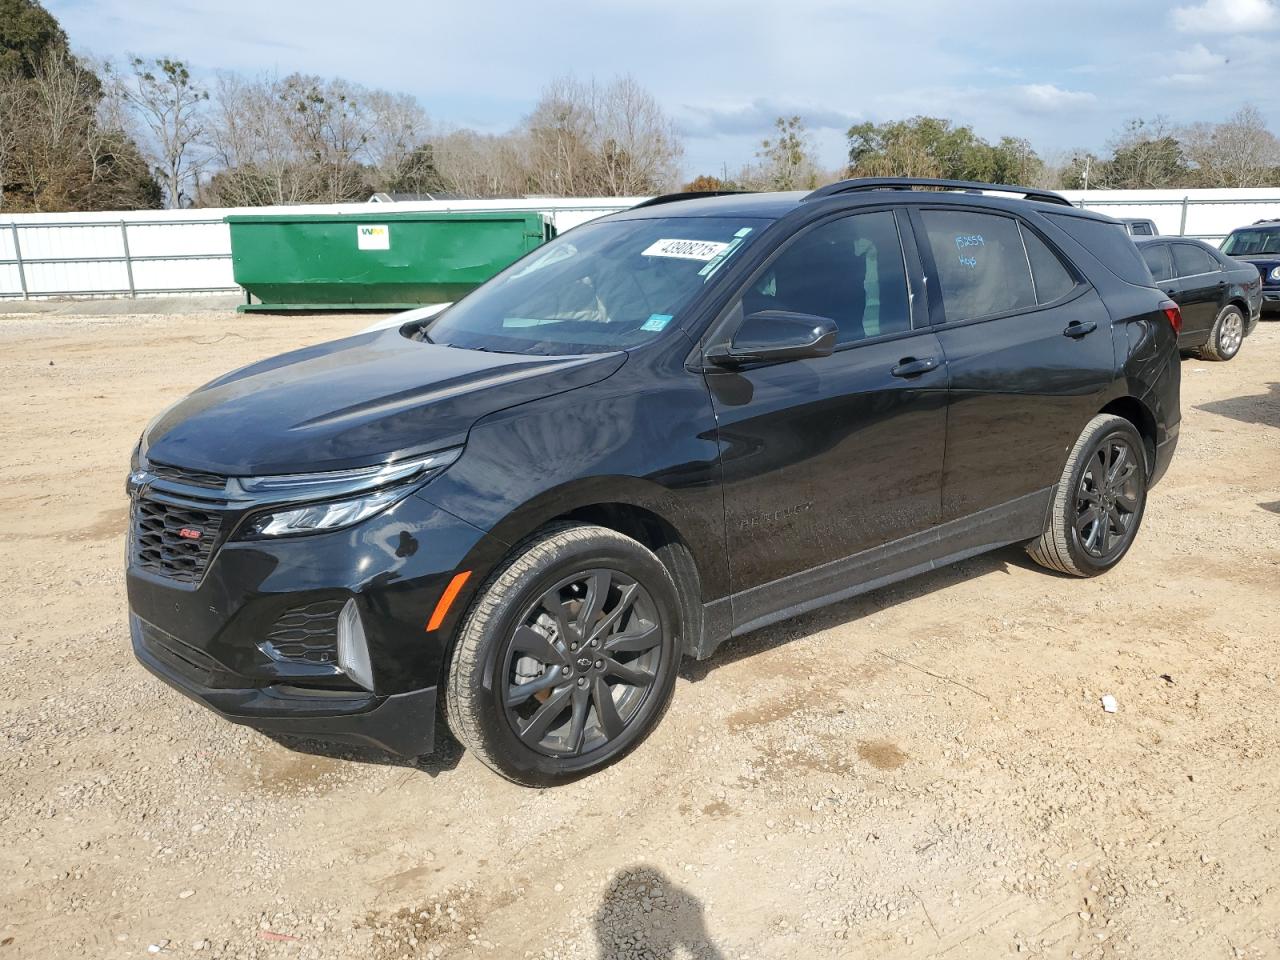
[1261,501,1280,515]
[682,543,1033,681]
[593,864,725,960]
[263,725,463,777]
[1195,382,1280,430]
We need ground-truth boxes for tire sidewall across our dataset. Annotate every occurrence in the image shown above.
[463,533,681,786]
[1060,420,1148,575]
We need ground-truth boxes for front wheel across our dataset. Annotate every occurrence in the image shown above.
[1027,415,1148,577]
[444,524,681,786]
[1195,304,1245,361]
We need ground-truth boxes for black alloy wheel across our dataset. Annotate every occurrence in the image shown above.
[1073,434,1142,562]
[502,569,663,758]
[445,524,681,786]
[1026,414,1148,578]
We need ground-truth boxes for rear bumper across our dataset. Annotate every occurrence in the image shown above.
[133,614,437,756]
[1150,419,1179,488]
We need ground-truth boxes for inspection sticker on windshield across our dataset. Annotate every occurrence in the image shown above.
[642,238,729,261]
[641,313,673,332]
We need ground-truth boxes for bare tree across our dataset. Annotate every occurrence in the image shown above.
[522,75,682,196]
[120,56,208,207]
[595,75,682,195]
[0,72,22,208]
[1181,104,1280,188]
[432,128,528,198]
[0,49,158,211]
[365,89,433,192]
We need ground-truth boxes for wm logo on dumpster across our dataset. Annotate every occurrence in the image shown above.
[357,224,390,251]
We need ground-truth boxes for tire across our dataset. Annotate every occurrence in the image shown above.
[444,524,681,787]
[1194,304,1245,361]
[1027,414,1148,578]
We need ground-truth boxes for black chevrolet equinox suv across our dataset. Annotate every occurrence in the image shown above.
[127,178,1181,785]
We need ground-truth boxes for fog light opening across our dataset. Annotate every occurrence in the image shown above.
[336,599,374,692]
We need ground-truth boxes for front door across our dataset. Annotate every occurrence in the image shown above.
[703,208,948,625]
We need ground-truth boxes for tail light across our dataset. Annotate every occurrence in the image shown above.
[1160,299,1183,334]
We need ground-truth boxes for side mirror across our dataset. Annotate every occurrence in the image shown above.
[708,310,838,366]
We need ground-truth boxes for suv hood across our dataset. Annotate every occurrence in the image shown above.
[143,329,626,476]
[1230,254,1280,279]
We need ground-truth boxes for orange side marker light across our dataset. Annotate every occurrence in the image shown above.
[426,570,472,632]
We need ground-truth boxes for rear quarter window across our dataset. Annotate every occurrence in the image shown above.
[919,209,1036,322]
[1046,214,1154,286]
[1140,243,1172,282]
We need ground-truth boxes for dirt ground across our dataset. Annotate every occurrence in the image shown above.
[1,308,1278,960]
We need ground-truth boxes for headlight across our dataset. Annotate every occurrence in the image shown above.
[1269,266,1280,282]
[237,447,461,538]
[244,486,412,538]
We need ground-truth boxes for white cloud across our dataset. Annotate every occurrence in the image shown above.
[1173,0,1278,33]
[1175,42,1228,69]
[1012,84,1098,112]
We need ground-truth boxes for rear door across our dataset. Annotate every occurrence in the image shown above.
[912,205,1114,524]
[1169,242,1224,344]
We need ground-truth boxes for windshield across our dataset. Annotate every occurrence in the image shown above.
[425,216,769,355]
[1221,228,1280,256]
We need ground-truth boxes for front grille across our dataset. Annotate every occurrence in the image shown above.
[132,499,223,583]
[260,599,344,666]
[149,462,227,490]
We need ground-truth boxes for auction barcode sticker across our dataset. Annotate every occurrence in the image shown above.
[641,238,729,261]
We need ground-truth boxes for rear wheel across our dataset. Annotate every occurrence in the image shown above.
[1195,304,1245,361]
[1027,415,1148,577]
[445,524,681,786]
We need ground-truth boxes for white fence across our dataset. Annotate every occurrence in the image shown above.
[4,188,1280,301]
[0,198,641,301]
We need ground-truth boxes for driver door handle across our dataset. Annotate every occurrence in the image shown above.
[1064,320,1098,339]
[891,356,939,378]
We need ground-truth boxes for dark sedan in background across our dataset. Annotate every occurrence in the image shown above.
[1220,221,1280,316]
[1137,236,1262,361]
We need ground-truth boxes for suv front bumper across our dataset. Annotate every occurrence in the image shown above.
[133,614,438,755]
[126,487,505,758]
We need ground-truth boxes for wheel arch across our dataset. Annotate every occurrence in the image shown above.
[452,478,718,667]
[1098,396,1158,476]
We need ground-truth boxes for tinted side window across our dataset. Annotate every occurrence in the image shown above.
[1046,214,1153,285]
[1172,243,1219,278]
[742,211,911,345]
[1020,224,1076,304]
[920,210,1034,322]
[1141,243,1173,282]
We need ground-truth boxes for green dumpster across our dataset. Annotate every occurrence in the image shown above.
[226,210,555,312]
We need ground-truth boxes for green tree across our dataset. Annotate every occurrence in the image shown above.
[755,116,819,190]
[846,116,1043,184]
[0,0,67,78]
[682,173,737,192]
[1093,118,1190,189]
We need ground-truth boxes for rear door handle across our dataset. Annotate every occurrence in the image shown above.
[891,356,939,378]
[1063,320,1098,339]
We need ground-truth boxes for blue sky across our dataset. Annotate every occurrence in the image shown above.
[48,0,1280,178]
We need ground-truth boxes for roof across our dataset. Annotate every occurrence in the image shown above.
[606,184,1112,224]
[608,191,808,220]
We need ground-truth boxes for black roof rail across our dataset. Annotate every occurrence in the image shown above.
[803,177,1074,208]
[630,190,752,209]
